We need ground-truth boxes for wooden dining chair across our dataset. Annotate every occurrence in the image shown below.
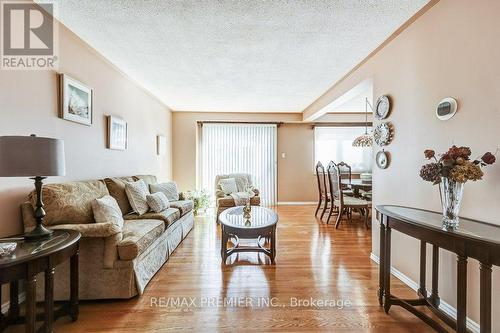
[315,161,326,217]
[337,161,355,196]
[326,162,370,229]
[315,161,335,219]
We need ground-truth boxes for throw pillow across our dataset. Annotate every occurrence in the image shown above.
[146,192,170,213]
[150,181,179,201]
[125,180,150,215]
[219,178,238,195]
[91,195,124,229]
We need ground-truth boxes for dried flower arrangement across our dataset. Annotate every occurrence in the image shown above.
[420,146,496,184]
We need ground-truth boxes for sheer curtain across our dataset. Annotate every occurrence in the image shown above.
[200,123,277,206]
[314,126,372,173]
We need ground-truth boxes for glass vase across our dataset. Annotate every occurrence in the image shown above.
[439,177,464,230]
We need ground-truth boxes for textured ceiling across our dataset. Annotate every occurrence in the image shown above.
[48,0,429,112]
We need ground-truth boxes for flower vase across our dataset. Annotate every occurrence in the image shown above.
[439,177,464,230]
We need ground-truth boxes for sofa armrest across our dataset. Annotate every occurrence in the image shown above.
[49,223,122,269]
[215,189,226,198]
[48,222,122,238]
[178,192,186,200]
[253,188,260,196]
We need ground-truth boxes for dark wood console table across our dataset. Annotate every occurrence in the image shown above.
[376,205,499,333]
[0,230,80,333]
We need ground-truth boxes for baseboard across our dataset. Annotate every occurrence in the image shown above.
[1,292,25,315]
[276,201,317,206]
[370,253,480,333]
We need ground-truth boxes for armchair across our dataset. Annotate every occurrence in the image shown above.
[214,173,260,220]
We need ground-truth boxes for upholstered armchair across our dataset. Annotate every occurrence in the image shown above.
[215,173,260,220]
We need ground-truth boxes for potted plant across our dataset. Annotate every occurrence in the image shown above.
[420,145,496,229]
[186,190,210,216]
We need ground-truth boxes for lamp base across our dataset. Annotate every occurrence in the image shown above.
[24,223,53,241]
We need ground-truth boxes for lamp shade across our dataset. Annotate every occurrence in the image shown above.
[0,136,65,177]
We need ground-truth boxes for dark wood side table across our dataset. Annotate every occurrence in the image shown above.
[0,230,80,333]
[376,205,500,333]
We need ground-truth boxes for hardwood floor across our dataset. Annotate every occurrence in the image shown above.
[8,205,436,332]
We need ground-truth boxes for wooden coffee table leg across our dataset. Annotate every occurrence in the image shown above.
[270,227,276,264]
[220,227,228,263]
[70,250,79,322]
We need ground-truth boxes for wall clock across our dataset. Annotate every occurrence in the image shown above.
[373,122,393,146]
[375,95,391,120]
[376,150,390,169]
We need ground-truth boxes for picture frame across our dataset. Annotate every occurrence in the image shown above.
[59,74,93,126]
[107,116,127,150]
[157,135,167,156]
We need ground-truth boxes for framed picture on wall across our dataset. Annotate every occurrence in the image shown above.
[157,135,167,156]
[107,116,127,150]
[59,74,93,126]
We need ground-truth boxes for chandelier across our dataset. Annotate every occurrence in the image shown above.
[352,97,373,147]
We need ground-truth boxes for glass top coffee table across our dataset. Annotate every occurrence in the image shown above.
[218,206,278,264]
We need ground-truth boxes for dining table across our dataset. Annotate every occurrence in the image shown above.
[341,179,372,197]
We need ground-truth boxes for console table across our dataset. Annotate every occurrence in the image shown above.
[0,230,80,333]
[376,205,500,333]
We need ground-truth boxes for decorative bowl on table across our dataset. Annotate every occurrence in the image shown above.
[0,242,17,257]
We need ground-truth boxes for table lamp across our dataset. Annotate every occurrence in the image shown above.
[0,135,65,240]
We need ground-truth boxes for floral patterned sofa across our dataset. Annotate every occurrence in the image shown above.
[21,175,194,300]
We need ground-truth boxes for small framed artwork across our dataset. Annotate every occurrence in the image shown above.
[59,74,93,126]
[157,135,167,156]
[107,116,127,150]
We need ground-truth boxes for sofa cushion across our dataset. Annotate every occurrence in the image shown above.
[169,200,194,216]
[91,195,124,229]
[125,180,150,215]
[150,181,179,201]
[133,175,158,186]
[123,208,180,227]
[103,176,136,215]
[146,192,170,213]
[217,196,260,207]
[117,219,165,260]
[29,180,109,226]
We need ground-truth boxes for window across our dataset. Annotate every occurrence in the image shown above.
[200,123,277,206]
[314,126,372,173]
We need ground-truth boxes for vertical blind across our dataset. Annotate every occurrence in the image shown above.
[314,126,373,173]
[200,123,277,206]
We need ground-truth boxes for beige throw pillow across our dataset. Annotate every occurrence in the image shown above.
[150,181,179,201]
[91,195,124,229]
[146,192,170,213]
[219,178,238,195]
[125,180,150,215]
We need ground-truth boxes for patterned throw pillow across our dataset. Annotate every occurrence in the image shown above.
[125,180,150,215]
[91,195,124,229]
[146,192,170,213]
[150,181,179,201]
[219,178,238,195]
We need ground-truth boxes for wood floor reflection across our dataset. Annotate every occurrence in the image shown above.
[8,205,436,332]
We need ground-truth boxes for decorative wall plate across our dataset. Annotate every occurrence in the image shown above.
[375,95,391,120]
[373,122,393,146]
[376,150,390,169]
[436,97,458,120]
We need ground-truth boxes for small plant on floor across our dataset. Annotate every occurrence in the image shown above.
[186,190,210,215]
[420,145,496,229]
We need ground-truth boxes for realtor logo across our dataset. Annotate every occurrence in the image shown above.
[1,1,58,70]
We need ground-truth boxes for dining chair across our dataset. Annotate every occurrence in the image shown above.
[326,162,371,229]
[337,161,355,196]
[315,161,326,217]
[315,161,335,219]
